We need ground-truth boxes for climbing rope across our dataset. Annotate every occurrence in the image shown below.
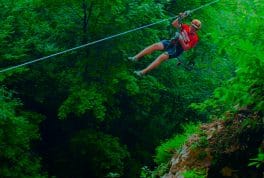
[0,0,220,74]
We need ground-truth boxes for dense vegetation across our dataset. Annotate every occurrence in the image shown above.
[0,0,263,177]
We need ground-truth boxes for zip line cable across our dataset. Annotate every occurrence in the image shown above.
[190,0,220,13]
[0,0,220,74]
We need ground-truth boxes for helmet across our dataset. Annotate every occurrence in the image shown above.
[191,19,202,30]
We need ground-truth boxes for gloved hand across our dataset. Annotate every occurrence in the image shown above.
[179,10,191,19]
[178,33,184,40]
[170,32,183,44]
[184,10,191,17]
[174,32,180,39]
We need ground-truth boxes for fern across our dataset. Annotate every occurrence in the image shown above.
[248,149,264,168]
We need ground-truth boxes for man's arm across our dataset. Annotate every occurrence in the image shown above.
[172,12,189,28]
[172,17,181,28]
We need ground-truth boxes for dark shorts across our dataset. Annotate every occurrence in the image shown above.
[161,40,184,59]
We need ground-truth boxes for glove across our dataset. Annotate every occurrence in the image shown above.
[174,32,180,39]
[179,10,191,19]
[170,32,181,44]
[178,33,184,40]
[184,10,191,17]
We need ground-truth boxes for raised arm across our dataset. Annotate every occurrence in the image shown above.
[171,11,190,28]
[172,17,181,28]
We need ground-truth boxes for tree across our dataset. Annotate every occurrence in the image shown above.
[49,129,129,178]
[0,88,46,177]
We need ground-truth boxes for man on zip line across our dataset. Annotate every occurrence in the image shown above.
[128,12,201,76]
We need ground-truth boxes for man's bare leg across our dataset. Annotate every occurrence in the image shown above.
[140,53,169,75]
[133,42,164,61]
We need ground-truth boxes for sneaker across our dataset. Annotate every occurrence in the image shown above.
[128,56,137,62]
[133,70,143,77]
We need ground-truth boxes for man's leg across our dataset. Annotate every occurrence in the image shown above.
[140,53,169,75]
[133,42,164,61]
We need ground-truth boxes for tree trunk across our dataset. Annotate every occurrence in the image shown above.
[82,0,93,43]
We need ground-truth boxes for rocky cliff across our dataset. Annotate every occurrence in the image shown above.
[161,109,263,178]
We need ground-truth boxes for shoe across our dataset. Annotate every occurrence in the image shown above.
[128,56,137,62]
[134,70,143,77]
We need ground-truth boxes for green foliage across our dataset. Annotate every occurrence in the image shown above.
[140,166,152,178]
[0,0,60,77]
[183,169,206,178]
[106,172,121,178]
[2,0,172,177]
[248,148,264,168]
[49,0,168,122]
[155,123,199,165]
[69,130,130,177]
[140,163,169,178]
[191,135,208,150]
[58,85,107,120]
[1,0,263,177]
[134,76,166,113]
[191,0,264,114]
[0,88,46,177]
